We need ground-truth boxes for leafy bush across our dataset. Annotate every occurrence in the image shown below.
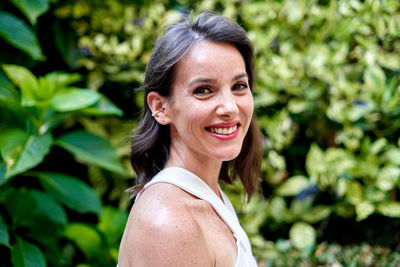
[0,1,129,266]
[0,64,130,265]
[1,0,400,266]
[54,0,180,90]
[239,0,400,255]
[263,241,400,267]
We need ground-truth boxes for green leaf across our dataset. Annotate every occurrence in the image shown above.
[306,143,325,179]
[276,175,309,196]
[37,172,102,214]
[0,12,44,60]
[290,198,313,217]
[50,89,100,112]
[64,223,102,258]
[288,98,308,114]
[56,130,125,174]
[0,129,29,160]
[335,203,355,218]
[98,206,128,246]
[0,161,7,186]
[53,21,81,69]
[289,222,316,250]
[301,205,332,224]
[5,189,37,226]
[0,70,20,104]
[364,64,386,93]
[79,94,123,116]
[258,110,295,151]
[44,72,81,87]
[345,181,363,205]
[2,64,37,89]
[383,148,400,165]
[355,201,375,221]
[377,52,400,71]
[377,201,400,218]
[376,165,400,191]
[11,238,46,267]
[0,215,10,247]
[269,196,287,223]
[365,186,386,202]
[254,90,278,108]
[36,77,57,104]
[336,178,347,197]
[0,130,52,178]
[2,64,39,106]
[10,0,50,25]
[30,190,67,225]
[370,138,387,155]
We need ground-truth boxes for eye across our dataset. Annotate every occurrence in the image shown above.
[232,82,249,91]
[193,86,213,96]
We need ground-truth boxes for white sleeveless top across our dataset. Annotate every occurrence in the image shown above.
[135,167,258,267]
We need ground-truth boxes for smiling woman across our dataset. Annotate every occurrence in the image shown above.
[164,41,254,164]
[118,11,262,267]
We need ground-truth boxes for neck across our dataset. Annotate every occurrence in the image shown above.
[165,145,223,199]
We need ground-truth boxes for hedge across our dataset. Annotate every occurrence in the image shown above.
[0,0,399,266]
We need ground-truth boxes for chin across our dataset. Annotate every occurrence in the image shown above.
[214,149,242,162]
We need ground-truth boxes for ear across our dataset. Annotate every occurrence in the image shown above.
[147,91,171,125]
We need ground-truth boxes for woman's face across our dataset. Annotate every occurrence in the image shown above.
[167,41,254,163]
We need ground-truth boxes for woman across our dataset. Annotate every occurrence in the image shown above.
[118,11,262,267]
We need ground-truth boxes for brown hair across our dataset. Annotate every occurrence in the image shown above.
[128,11,263,200]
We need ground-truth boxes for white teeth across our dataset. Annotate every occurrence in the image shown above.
[209,125,237,135]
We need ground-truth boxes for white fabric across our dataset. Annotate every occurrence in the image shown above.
[136,167,258,267]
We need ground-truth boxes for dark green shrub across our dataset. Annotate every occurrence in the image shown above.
[0,1,129,266]
[1,0,400,265]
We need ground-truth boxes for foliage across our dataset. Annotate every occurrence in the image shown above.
[238,0,400,257]
[53,0,180,90]
[262,241,400,267]
[0,0,400,265]
[0,62,128,265]
[0,1,129,265]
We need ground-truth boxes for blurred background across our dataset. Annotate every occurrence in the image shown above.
[0,0,400,266]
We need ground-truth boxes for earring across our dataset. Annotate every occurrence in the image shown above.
[152,107,165,117]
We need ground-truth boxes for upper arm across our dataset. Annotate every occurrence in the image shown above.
[120,189,213,267]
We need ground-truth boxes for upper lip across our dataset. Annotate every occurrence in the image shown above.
[206,121,240,128]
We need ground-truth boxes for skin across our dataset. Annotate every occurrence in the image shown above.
[118,41,254,267]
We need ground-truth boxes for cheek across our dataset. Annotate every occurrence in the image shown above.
[170,102,205,131]
[241,94,254,119]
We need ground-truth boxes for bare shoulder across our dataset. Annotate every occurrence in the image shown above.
[118,183,213,267]
[131,183,204,231]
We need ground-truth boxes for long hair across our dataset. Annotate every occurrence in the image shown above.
[127,11,263,200]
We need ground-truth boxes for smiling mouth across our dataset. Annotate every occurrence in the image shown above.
[205,124,240,135]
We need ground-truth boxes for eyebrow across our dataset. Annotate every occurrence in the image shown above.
[188,73,248,86]
[233,73,248,81]
[188,78,216,86]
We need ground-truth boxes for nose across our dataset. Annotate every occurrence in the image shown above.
[216,89,239,118]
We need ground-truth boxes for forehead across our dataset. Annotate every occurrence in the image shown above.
[172,41,246,85]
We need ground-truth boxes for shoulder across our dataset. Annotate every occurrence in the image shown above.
[133,183,204,235]
[119,183,213,267]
